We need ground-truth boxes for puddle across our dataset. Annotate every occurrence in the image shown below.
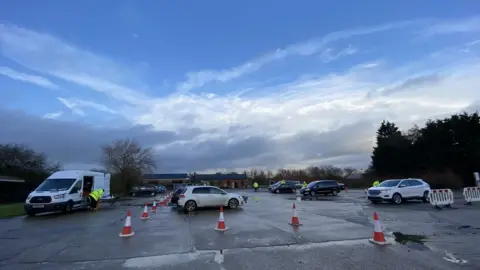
[392,232,429,251]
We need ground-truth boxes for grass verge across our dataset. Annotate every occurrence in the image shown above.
[0,203,24,218]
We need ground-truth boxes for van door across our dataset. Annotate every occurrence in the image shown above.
[69,180,83,207]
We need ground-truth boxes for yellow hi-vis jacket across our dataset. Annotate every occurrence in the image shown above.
[89,189,104,201]
[280,180,286,184]
[253,182,259,188]
[373,181,380,187]
[302,181,307,187]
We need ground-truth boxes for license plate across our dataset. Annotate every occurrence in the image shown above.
[32,205,44,208]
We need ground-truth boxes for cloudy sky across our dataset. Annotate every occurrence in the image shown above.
[1,1,480,173]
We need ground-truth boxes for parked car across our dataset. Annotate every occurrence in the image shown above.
[171,187,185,204]
[367,179,430,205]
[300,180,341,196]
[177,186,246,213]
[130,185,157,197]
[269,181,297,194]
[156,185,167,193]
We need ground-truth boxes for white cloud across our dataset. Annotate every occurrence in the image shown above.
[1,17,480,171]
[43,111,63,119]
[175,20,421,93]
[57,97,118,116]
[0,66,58,89]
[423,16,480,36]
[57,97,85,116]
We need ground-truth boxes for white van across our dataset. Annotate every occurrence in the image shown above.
[24,170,111,216]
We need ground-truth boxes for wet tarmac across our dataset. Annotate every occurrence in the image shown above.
[0,189,479,269]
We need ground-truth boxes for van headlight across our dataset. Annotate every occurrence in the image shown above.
[54,193,66,199]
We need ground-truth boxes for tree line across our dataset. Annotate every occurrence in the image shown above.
[0,139,156,197]
[369,112,480,188]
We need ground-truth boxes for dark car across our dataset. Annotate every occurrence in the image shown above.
[170,187,185,205]
[130,185,157,197]
[269,181,297,194]
[300,180,341,196]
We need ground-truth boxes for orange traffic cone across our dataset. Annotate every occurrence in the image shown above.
[369,212,389,245]
[289,203,303,226]
[119,210,135,237]
[152,200,157,212]
[214,206,228,231]
[140,203,149,220]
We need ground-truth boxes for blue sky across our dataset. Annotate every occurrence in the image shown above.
[1,1,480,172]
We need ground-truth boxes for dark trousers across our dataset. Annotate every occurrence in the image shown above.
[88,195,97,209]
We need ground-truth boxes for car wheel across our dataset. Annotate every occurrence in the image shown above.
[63,201,73,214]
[131,192,136,197]
[228,198,239,209]
[276,189,280,194]
[332,190,338,196]
[184,200,197,213]
[392,193,402,205]
[422,191,429,203]
[310,191,315,196]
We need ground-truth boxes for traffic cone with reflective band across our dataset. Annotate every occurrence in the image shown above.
[119,210,135,237]
[152,200,157,212]
[289,203,302,226]
[214,206,228,231]
[368,212,389,245]
[140,203,149,220]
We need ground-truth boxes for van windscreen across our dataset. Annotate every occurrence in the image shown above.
[37,178,76,191]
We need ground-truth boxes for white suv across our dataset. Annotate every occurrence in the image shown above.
[367,179,430,205]
[177,186,246,212]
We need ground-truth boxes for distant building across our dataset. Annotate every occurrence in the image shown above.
[193,173,249,189]
[143,172,250,189]
[143,173,190,189]
[0,176,27,204]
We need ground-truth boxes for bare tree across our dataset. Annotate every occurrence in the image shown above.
[101,139,156,192]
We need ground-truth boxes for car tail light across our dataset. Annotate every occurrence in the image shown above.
[179,194,185,198]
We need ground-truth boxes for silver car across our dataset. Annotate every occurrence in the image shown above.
[177,186,246,212]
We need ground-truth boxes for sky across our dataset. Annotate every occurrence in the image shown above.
[1,1,480,173]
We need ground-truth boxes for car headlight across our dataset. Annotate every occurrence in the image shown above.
[381,189,391,193]
[54,193,66,199]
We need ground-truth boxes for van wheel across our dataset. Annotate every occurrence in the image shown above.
[63,201,73,214]
[276,190,280,194]
[332,190,338,196]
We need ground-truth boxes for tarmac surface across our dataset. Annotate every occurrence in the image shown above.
[0,189,479,269]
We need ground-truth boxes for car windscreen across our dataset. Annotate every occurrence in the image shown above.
[306,181,319,188]
[377,180,401,187]
[36,178,76,191]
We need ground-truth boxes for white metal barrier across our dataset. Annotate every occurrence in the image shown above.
[463,187,480,204]
[428,189,454,208]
